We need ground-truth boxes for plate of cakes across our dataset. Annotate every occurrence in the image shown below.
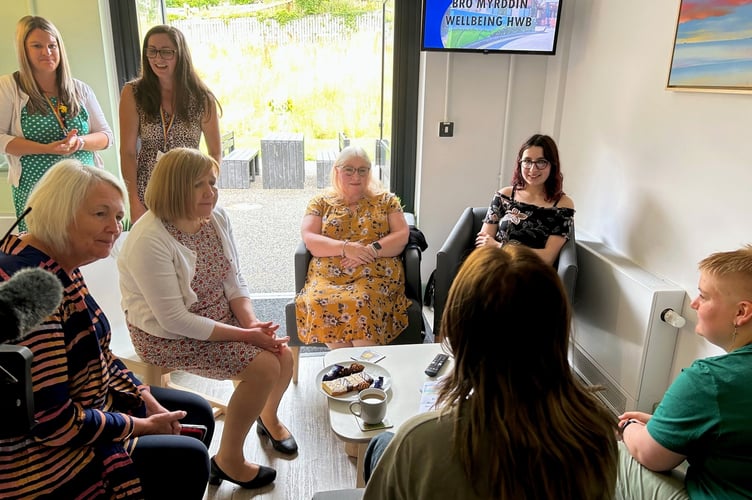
[316,361,391,401]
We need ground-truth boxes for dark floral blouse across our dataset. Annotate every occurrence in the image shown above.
[483,188,574,249]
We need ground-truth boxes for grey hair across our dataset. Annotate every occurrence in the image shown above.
[25,160,125,254]
[329,145,384,198]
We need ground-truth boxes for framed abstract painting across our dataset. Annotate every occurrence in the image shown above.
[667,0,752,93]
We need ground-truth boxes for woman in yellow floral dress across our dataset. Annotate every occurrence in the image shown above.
[295,145,410,348]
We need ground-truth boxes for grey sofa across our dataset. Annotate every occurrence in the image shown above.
[433,206,577,336]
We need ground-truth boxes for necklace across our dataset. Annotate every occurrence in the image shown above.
[44,94,68,136]
[159,106,175,151]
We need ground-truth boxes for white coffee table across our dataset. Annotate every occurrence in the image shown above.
[323,343,452,487]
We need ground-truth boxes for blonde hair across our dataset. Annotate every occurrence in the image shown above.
[144,148,218,221]
[437,245,617,499]
[26,160,125,254]
[329,145,384,199]
[699,245,752,300]
[14,16,82,116]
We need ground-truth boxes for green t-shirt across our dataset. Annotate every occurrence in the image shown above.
[647,343,752,499]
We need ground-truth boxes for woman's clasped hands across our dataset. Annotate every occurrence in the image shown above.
[246,320,288,353]
[475,232,498,248]
[341,240,376,268]
[48,128,81,155]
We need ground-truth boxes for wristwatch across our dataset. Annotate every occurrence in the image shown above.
[619,419,640,435]
[371,241,382,256]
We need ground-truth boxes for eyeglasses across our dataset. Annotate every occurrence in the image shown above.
[520,159,550,170]
[339,166,370,177]
[146,47,177,60]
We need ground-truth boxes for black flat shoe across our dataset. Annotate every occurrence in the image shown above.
[209,457,276,489]
[256,417,298,455]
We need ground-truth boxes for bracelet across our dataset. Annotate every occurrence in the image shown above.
[619,418,640,434]
[341,240,348,257]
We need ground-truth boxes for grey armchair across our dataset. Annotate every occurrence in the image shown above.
[284,213,425,383]
[433,207,577,336]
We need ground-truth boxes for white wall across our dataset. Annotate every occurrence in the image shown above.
[416,51,550,274]
[416,0,750,380]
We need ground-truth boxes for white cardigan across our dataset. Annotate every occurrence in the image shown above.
[117,207,250,340]
[0,73,114,186]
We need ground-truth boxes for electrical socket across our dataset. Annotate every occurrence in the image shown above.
[439,121,454,137]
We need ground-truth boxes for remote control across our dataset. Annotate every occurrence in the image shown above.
[425,353,449,377]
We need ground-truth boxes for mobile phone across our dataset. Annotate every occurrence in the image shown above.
[179,424,207,441]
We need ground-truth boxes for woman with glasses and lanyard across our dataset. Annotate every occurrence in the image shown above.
[295,145,411,349]
[475,134,575,266]
[119,25,221,223]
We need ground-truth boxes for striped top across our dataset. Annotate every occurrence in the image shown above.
[0,235,145,499]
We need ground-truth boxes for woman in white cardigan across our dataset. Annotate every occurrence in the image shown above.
[117,148,296,490]
[0,16,113,230]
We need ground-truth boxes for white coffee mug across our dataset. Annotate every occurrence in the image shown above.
[349,388,387,424]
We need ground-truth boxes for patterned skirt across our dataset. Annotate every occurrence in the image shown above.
[130,327,263,380]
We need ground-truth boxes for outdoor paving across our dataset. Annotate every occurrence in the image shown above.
[218,161,323,296]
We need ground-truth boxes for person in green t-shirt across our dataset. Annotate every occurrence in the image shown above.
[617,246,752,499]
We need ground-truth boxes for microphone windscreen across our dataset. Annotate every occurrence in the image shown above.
[0,268,63,343]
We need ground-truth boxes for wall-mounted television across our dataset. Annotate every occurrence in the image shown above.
[421,0,562,55]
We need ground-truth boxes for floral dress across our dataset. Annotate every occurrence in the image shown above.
[483,187,575,248]
[14,98,94,230]
[129,220,262,379]
[131,83,203,204]
[295,192,410,345]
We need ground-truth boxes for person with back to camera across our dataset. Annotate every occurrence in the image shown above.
[119,24,221,223]
[0,16,114,231]
[617,246,752,499]
[362,245,618,499]
[0,159,214,499]
[117,147,297,490]
[295,145,411,349]
[475,133,575,266]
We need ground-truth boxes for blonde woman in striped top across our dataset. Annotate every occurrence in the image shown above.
[0,160,213,499]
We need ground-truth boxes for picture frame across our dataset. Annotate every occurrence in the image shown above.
[666,0,752,94]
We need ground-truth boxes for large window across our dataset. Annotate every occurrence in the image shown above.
[110,0,418,205]
[109,1,419,294]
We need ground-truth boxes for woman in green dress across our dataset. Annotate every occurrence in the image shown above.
[0,16,113,230]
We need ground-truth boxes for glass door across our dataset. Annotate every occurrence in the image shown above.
[131,1,395,303]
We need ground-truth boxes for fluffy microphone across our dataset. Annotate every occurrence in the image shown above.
[0,268,63,343]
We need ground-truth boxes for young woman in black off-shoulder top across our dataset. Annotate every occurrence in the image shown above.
[475,134,575,266]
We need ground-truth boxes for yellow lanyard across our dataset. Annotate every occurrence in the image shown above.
[44,95,68,136]
[159,106,175,151]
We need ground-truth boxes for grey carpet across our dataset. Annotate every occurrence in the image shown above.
[252,296,329,355]
[251,296,290,333]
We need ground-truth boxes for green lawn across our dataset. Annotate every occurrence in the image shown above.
[183,9,394,161]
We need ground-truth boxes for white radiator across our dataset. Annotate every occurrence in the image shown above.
[571,234,685,415]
